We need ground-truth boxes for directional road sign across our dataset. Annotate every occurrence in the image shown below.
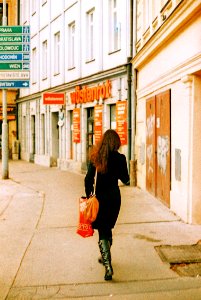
[0,35,30,43]
[0,80,30,88]
[0,44,30,52]
[0,26,30,34]
[0,53,30,61]
[0,26,30,88]
[0,71,30,80]
[0,62,30,70]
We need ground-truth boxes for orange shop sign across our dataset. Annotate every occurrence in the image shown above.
[94,105,103,144]
[116,100,127,145]
[70,80,112,104]
[43,92,65,105]
[73,108,80,143]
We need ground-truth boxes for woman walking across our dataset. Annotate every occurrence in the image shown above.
[85,129,130,281]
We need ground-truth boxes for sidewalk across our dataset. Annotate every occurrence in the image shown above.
[1,160,201,299]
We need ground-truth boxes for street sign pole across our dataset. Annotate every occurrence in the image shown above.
[2,0,9,179]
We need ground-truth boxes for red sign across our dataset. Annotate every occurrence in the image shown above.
[43,93,65,105]
[73,108,80,143]
[116,101,127,145]
[70,80,112,104]
[94,105,103,144]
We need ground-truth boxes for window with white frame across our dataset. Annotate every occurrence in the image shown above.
[42,40,48,79]
[86,9,95,61]
[32,47,37,84]
[32,0,36,14]
[54,31,60,75]
[68,22,75,69]
[144,0,152,31]
[109,0,121,52]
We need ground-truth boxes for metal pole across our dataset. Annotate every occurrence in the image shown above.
[2,0,9,179]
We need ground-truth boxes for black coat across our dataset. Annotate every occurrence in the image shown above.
[84,151,130,230]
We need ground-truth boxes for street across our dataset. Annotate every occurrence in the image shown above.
[1,161,201,299]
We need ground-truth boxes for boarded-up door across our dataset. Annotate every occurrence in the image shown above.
[146,90,171,207]
[146,97,156,195]
[156,90,171,206]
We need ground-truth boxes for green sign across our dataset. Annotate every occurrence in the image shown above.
[0,35,30,43]
[0,26,30,34]
[0,62,30,70]
[0,44,30,52]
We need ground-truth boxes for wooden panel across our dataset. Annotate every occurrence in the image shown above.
[156,90,171,206]
[146,97,156,195]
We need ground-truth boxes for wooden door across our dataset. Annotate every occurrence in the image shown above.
[146,97,156,195]
[156,90,171,206]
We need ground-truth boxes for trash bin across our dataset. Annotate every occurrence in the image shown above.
[12,140,20,160]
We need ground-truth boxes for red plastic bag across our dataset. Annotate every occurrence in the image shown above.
[77,196,94,238]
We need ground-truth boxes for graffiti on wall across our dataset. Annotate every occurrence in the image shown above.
[157,135,169,175]
[146,114,155,138]
[146,114,155,174]
[147,144,153,173]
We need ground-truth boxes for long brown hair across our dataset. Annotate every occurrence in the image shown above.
[90,129,121,173]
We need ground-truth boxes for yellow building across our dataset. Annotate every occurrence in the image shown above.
[0,0,18,158]
[132,0,201,224]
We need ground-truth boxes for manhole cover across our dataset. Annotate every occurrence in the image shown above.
[155,244,201,264]
[171,262,201,277]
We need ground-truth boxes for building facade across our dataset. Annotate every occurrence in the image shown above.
[132,0,201,224]
[0,0,19,159]
[17,0,134,173]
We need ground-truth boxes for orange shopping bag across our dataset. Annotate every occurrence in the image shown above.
[76,196,94,238]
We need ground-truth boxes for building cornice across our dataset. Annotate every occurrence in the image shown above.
[132,0,201,69]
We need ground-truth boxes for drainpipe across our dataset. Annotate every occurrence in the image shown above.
[16,0,21,140]
[128,0,137,186]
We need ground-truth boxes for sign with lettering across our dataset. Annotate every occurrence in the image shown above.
[0,105,16,120]
[94,105,103,144]
[73,108,81,143]
[116,101,127,145]
[70,80,112,104]
[0,26,30,88]
[43,93,65,105]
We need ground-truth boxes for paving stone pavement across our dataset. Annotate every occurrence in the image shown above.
[1,160,201,300]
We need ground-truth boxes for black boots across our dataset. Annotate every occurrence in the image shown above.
[98,239,113,280]
[98,237,112,264]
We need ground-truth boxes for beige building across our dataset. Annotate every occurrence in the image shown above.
[0,0,19,158]
[132,0,201,224]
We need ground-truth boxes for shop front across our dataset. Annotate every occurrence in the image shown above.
[17,72,130,174]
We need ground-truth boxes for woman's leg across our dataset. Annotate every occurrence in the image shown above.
[98,228,113,280]
[98,228,112,243]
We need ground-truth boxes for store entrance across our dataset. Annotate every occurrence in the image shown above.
[86,107,94,164]
[30,115,36,162]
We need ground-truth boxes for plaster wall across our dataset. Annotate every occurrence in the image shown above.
[137,15,201,92]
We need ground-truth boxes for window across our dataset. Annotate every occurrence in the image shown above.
[42,40,48,79]
[32,0,36,14]
[54,31,60,75]
[109,0,121,52]
[0,4,8,25]
[86,9,95,61]
[110,104,116,129]
[41,114,45,155]
[32,47,37,84]
[68,22,75,69]
[144,0,151,30]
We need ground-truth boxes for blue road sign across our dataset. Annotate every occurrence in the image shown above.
[0,80,30,88]
[0,53,30,61]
